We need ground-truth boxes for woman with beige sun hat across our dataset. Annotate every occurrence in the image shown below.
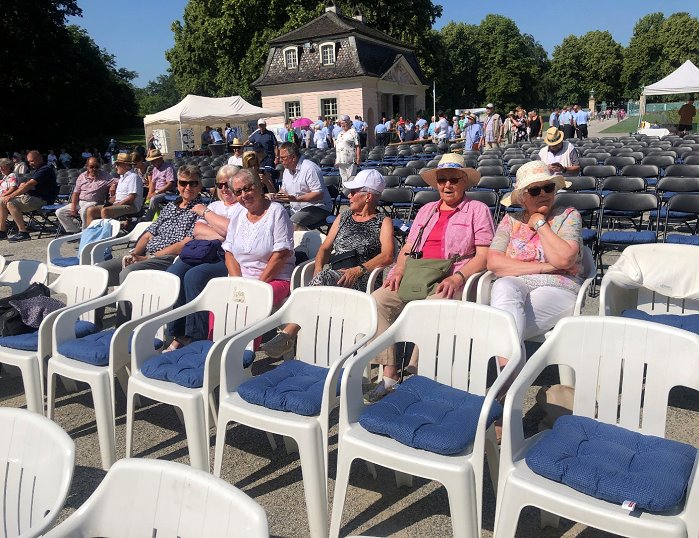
[487,160,582,358]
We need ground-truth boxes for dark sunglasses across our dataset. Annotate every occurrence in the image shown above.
[178,180,200,188]
[436,176,459,185]
[216,182,231,189]
[232,184,255,196]
[348,188,367,196]
[526,183,556,197]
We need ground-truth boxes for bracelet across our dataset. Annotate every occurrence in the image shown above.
[454,270,466,284]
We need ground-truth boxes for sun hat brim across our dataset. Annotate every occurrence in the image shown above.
[500,174,571,207]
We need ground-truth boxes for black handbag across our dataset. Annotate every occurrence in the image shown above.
[0,282,51,336]
[330,249,361,271]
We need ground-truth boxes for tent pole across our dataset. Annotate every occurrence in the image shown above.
[638,92,645,131]
[179,120,184,152]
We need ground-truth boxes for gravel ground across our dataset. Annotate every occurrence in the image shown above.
[1,155,697,537]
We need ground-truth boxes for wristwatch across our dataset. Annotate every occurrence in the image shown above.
[358,265,368,276]
[202,208,211,218]
[533,219,547,231]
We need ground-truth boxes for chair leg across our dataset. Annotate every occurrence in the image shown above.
[394,470,413,488]
[124,386,138,459]
[492,484,524,538]
[540,510,560,529]
[46,367,57,420]
[213,415,230,477]
[444,468,479,538]
[16,359,43,415]
[485,428,500,494]
[329,451,353,538]
[92,374,116,470]
[181,398,209,471]
[296,429,329,538]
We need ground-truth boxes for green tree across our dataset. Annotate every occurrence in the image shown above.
[167,0,442,103]
[135,74,182,116]
[621,13,665,99]
[1,0,137,151]
[437,22,482,110]
[657,12,699,77]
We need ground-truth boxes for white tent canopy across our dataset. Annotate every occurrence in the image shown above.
[143,94,283,155]
[643,60,699,96]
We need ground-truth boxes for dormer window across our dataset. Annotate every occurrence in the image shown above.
[320,42,336,66]
[283,46,298,69]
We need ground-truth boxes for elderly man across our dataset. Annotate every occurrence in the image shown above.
[142,149,175,221]
[538,127,580,176]
[334,115,361,186]
[481,103,502,148]
[0,150,58,242]
[559,106,575,139]
[56,157,113,233]
[573,104,589,139]
[246,119,279,169]
[85,152,143,226]
[275,142,333,230]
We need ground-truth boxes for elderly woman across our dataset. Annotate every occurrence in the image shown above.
[223,169,294,305]
[242,148,277,194]
[164,165,243,350]
[365,153,494,400]
[0,158,19,198]
[463,114,483,151]
[261,169,395,358]
[488,160,582,355]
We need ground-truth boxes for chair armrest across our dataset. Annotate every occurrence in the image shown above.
[52,290,121,351]
[47,232,82,264]
[291,259,313,291]
[474,270,496,304]
[299,261,316,287]
[463,270,486,302]
[111,312,169,374]
[87,222,150,265]
[365,268,383,293]
[574,275,595,315]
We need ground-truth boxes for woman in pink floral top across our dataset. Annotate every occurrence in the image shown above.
[0,159,19,198]
[488,160,582,350]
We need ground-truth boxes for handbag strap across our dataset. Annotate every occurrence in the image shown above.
[408,206,438,256]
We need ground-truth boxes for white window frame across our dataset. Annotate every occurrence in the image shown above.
[285,101,302,119]
[319,42,336,66]
[320,97,338,121]
[283,46,298,69]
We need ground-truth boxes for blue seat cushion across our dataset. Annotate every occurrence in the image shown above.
[600,231,657,245]
[666,234,699,245]
[526,415,697,512]
[621,309,699,335]
[0,320,97,352]
[141,341,213,388]
[581,228,596,243]
[57,329,163,366]
[238,360,339,416]
[50,256,79,267]
[358,375,502,456]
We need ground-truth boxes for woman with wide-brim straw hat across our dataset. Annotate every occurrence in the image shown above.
[364,152,495,402]
[242,147,277,194]
[488,160,582,363]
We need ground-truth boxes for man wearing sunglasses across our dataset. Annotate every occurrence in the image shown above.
[538,127,580,176]
[56,156,113,233]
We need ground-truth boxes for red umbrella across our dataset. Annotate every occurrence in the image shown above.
[291,117,314,128]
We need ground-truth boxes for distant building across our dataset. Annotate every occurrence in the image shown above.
[254,1,428,144]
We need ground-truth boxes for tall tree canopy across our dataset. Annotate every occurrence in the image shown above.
[167,0,442,103]
[2,0,138,151]
[134,74,181,116]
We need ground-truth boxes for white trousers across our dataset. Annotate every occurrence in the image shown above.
[338,163,357,186]
[490,276,577,342]
[55,200,98,233]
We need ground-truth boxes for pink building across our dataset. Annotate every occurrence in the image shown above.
[254,2,428,145]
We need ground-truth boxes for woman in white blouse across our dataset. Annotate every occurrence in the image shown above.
[223,168,294,305]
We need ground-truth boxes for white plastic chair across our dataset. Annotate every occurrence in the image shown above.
[0,265,109,415]
[0,260,48,294]
[126,277,274,471]
[330,301,523,538]
[493,316,699,537]
[0,407,75,538]
[213,287,378,538]
[600,243,699,317]
[86,221,151,265]
[46,270,180,470]
[290,230,326,291]
[43,458,269,538]
[0,254,6,275]
[46,218,121,274]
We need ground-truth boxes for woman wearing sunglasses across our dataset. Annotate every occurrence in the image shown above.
[164,164,243,350]
[488,160,583,352]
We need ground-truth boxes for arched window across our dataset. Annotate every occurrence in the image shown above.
[283,46,298,69]
[319,42,335,66]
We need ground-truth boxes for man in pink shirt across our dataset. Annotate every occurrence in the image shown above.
[365,153,494,401]
[56,156,114,232]
[142,149,175,221]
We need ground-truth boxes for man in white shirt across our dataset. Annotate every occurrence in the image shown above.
[435,111,449,142]
[227,138,244,166]
[275,142,333,230]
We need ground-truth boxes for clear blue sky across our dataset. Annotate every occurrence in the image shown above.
[69,0,699,87]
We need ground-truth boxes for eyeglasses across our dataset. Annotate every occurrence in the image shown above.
[216,182,231,190]
[436,176,459,185]
[178,180,200,188]
[232,184,255,196]
[525,183,556,197]
[348,188,367,196]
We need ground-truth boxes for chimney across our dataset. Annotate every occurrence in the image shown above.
[325,1,337,14]
[353,7,365,23]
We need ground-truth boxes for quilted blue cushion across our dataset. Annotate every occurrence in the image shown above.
[600,231,657,245]
[621,309,699,335]
[0,321,97,351]
[140,342,256,388]
[238,360,340,416]
[526,415,697,512]
[581,228,596,243]
[666,234,699,245]
[57,329,163,366]
[51,256,79,267]
[359,375,502,455]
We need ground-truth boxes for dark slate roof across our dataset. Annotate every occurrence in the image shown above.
[269,10,406,49]
[354,39,427,84]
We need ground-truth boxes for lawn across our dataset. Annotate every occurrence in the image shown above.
[599,117,641,133]
[115,127,146,148]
